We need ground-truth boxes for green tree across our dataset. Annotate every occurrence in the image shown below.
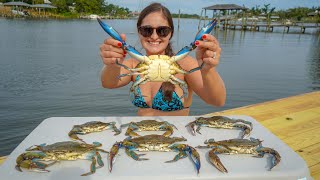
[52,0,68,13]
[74,0,105,14]
[261,4,276,25]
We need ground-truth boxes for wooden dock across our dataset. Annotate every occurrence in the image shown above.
[1,91,319,179]
[207,91,320,179]
[224,23,319,33]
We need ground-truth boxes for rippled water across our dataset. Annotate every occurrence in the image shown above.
[0,18,319,156]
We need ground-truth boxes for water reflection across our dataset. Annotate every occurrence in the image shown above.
[307,36,320,90]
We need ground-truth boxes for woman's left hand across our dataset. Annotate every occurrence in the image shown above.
[195,34,221,71]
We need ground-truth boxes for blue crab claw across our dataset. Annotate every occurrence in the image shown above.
[97,18,146,62]
[108,142,122,172]
[174,19,218,61]
[168,144,201,174]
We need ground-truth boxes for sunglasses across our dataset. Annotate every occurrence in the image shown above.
[138,25,172,38]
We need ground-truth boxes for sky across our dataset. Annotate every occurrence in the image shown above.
[107,0,320,14]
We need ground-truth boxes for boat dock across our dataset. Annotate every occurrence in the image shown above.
[1,91,319,179]
[225,23,320,33]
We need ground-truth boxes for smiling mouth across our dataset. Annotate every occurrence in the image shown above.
[148,41,161,46]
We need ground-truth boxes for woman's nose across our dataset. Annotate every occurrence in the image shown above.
[150,29,159,39]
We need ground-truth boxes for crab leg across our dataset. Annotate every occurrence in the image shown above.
[125,149,148,161]
[80,151,105,176]
[256,147,281,170]
[234,119,253,130]
[159,125,174,137]
[97,18,147,62]
[165,151,188,163]
[81,156,97,176]
[172,19,218,62]
[15,152,56,172]
[185,121,197,136]
[170,76,188,98]
[231,124,251,138]
[130,76,149,97]
[108,142,122,172]
[168,144,201,174]
[125,124,142,137]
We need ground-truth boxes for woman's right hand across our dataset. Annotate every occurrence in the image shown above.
[99,34,127,66]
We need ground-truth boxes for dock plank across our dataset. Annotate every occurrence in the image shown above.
[310,163,320,180]
[208,91,320,179]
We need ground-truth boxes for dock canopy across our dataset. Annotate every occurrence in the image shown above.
[203,4,247,11]
[31,4,56,9]
[3,1,31,7]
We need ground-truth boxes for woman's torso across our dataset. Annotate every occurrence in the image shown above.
[130,58,193,115]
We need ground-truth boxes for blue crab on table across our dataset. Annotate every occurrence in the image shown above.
[120,119,178,137]
[196,138,281,173]
[15,141,109,176]
[108,134,201,174]
[185,116,253,138]
[68,121,121,143]
[97,18,218,98]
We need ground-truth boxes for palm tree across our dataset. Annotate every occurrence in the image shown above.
[261,4,276,31]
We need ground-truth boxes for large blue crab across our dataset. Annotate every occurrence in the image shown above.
[97,18,217,98]
[196,138,281,173]
[15,141,109,176]
[108,134,201,174]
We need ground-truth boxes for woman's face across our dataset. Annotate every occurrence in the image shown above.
[138,11,172,55]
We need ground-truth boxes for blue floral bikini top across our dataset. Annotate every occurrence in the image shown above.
[131,75,184,111]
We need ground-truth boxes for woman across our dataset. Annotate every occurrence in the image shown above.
[99,3,226,116]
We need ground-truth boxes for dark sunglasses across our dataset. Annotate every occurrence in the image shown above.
[138,26,172,38]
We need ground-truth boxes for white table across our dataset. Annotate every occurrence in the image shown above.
[0,116,313,180]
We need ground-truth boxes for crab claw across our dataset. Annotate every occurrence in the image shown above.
[185,121,196,136]
[208,149,228,173]
[108,142,122,172]
[97,18,146,62]
[169,144,201,174]
[174,19,218,61]
[16,152,55,173]
[256,147,281,170]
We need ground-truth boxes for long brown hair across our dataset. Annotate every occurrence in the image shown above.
[137,3,176,102]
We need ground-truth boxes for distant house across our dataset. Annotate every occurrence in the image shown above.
[307,10,319,16]
[68,6,75,12]
[270,15,280,21]
[129,11,140,18]
[44,0,52,4]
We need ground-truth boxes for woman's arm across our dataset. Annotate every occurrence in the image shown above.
[183,57,226,107]
[100,60,132,88]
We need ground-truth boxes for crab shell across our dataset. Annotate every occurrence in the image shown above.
[136,55,185,81]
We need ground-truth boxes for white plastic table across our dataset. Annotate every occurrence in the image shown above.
[0,116,313,180]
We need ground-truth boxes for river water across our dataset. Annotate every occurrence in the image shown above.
[0,18,319,156]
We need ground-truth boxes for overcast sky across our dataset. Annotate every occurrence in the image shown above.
[107,0,320,14]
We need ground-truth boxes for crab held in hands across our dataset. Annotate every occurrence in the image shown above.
[196,138,281,173]
[108,134,201,174]
[120,119,178,137]
[186,116,253,138]
[97,18,217,98]
[16,141,109,176]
